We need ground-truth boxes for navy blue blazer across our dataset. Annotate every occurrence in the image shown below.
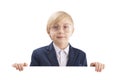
[30,42,87,66]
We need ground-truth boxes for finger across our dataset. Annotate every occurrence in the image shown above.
[99,63,105,72]
[98,63,102,72]
[19,64,23,71]
[19,63,27,71]
[95,63,97,72]
[12,63,17,68]
[15,64,19,70]
[95,62,99,72]
[98,63,104,72]
[17,64,22,71]
[16,64,23,71]
[23,63,28,67]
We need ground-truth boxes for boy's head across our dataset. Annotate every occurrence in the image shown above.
[47,11,74,34]
[47,11,74,45]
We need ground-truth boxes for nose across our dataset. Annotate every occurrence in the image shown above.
[58,27,64,34]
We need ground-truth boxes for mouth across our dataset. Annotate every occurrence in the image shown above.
[57,36,65,39]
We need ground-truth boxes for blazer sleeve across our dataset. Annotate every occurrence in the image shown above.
[30,50,40,66]
[82,53,87,66]
[77,49,88,66]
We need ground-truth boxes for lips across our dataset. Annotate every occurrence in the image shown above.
[57,36,65,38]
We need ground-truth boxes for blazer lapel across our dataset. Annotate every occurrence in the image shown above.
[67,45,78,66]
[46,43,59,66]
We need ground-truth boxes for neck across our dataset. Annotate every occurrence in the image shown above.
[54,42,69,50]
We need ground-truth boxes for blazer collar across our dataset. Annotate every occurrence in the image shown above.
[66,45,78,66]
[46,42,59,66]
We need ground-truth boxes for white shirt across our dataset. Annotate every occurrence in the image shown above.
[53,43,69,66]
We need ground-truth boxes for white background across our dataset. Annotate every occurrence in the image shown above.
[0,0,120,79]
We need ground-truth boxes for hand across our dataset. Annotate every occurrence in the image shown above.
[90,62,105,72]
[12,62,28,71]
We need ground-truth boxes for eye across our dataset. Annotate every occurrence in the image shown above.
[55,26,59,28]
[52,26,59,30]
[64,26,69,28]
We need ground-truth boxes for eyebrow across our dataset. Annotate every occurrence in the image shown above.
[53,23,72,26]
[64,23,72,26]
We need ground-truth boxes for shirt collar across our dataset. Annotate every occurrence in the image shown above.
[53,43,69,55]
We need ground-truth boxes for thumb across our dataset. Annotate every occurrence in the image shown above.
[23,63,28,67]
[90,62,96,67]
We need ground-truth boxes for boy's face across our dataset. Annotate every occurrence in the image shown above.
[49,19,74,45]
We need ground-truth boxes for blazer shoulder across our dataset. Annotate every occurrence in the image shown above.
[33,45,48,52]
[32,42,54,55]
[32,45,49,55]
[33,42,53,52]
[71,46,86,55]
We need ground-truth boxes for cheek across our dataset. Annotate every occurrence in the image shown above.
[49,32,55,38]
[67,32,73,37]
[67,28,74,36]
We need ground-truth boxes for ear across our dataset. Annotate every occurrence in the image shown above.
[48,32,52,39]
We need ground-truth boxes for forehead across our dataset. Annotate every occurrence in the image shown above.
[54,18,73,25]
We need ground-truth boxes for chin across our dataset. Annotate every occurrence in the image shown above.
[58,40,68,44]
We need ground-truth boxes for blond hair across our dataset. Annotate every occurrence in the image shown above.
[47,11,74,34]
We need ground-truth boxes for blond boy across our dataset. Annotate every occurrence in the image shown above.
[13,11,104,72]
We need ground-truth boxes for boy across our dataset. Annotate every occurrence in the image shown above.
[12,11,105,72]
